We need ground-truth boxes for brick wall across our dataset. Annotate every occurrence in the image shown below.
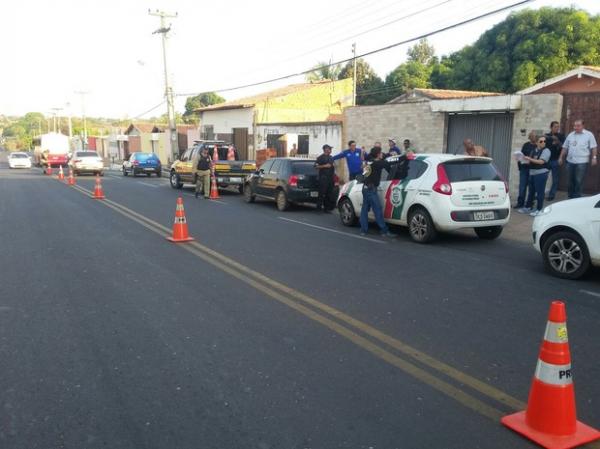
[344,101,447,154]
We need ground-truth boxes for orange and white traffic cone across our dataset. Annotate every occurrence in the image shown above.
[93,175,105,199]
[501,300,600,449]
[58,165,65,181]
[209,166,220,199]
[67,168,76,186]
[227,145,235,161]
[46,164,53,176]
[212,145,219,162]
[166,197,194,243]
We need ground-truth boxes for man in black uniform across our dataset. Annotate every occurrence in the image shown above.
[360,147,396,238]
[315,144,336,212]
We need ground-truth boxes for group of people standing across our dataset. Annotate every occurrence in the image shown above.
[516,119,597,216]
[315,138,413,236]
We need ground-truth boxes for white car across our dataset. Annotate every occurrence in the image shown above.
[532,194,600,279]
[68,151,104,176]
[337,154,510,243]
[8,152,32,169]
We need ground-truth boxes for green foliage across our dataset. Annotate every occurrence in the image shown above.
[183,92,226,123]
[339,58,386,105]
[430,7,600,92]
[406,39,436,65]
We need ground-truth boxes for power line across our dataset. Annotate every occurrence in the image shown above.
[175,0,533,98]
[133,100,166,119]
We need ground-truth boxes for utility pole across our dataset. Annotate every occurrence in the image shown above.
[149,9,178,163]
[50,107,62,133]
[65,102,73,138]
[352,43,357,107]
[75,91,89,149]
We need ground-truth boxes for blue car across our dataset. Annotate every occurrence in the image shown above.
[123,152,162,177]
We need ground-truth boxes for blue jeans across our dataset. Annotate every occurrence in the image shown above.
[516,169,529,207]
[525,172,549,211]
[548,160,560,198]
[360,187,388,234]
[567,162,588,199]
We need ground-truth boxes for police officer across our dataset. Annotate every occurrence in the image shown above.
[193,147,212,199]
[315,144,335,212]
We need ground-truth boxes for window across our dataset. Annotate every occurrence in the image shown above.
[260,160,274,173]
[443,160,501,182]
[291,161,317,175]
[269,159,283,174]
[78,152,99,157]
[10,153,28,158]
[388,160,427,181]
[181,149,192,162]
[202,125,214,140]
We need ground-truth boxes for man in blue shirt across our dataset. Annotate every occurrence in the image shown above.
[387,139,401,157]
[332,140,365,180]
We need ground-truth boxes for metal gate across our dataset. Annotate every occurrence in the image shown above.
[232,128,249,160]
[446,113,514,180]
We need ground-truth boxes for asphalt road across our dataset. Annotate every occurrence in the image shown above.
[1,156,599,449]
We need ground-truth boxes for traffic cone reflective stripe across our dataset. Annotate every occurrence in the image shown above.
[501,301,600,449]
[209,166,220,199]
[58,166,65,181]
[93,175,105,199]
[167,197,194,243]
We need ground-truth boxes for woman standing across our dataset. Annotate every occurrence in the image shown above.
[521,136,551,217]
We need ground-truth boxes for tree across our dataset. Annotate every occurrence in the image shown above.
[306,61,342,82]
[407,38,436,65]
[339,58,386,105]
[430,7,600,92]
[183,92,225,123]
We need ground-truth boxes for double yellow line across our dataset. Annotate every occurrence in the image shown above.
[72,183,522,422]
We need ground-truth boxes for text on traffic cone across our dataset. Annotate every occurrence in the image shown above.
[166,197,194,243]
[501,300,600,449]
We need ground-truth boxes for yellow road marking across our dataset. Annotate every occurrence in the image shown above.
[72,185,526,421]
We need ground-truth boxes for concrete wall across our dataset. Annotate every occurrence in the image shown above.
[343,101,447,154]
[200,108,254,134]
[508,93,563,193]
[255,122,342,156]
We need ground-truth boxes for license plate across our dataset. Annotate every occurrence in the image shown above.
[217,177,226,182]
[310,191,319,197]
[144,168,154,171]
[473,211,495,221]
[228,178,243,184]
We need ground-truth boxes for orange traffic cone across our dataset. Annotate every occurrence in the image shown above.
[93,175,105,199]
[501,300,600,449]
[227,145,235,161]
[212,145,219,162]
[67,168,76,186]
[166,197,194,243]
[209,166,220,199]
[46,164,53,176]
[58,165,65,181]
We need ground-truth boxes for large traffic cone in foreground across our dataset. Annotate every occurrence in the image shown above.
[93,175,105,199]
[209,166,220,199]
[58,165,65,181]
[501,301,600,449]
[67,168,76,186]
[166,197,194,243]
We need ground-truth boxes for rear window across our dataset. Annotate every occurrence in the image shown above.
[77,152,99,158]
[443,161,501,182]
[134,153,157,160]
[291,161,317,175]
[11,153,28,158]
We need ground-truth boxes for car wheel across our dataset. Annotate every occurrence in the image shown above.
[542,231,590,280]
[156,170,161,177]
[170,171,183,189]
[276,190,289,211]
[131,169,136,177]
[244,184,256,203]
[146,172,151,177]
[123,166,128,176]
[408,207,437,243]
[474,226,503,240]
[338,197,358,226]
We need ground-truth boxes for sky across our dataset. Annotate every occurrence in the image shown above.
[0,0,599,120]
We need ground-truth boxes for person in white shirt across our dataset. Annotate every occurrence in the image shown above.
[559,119,598,198]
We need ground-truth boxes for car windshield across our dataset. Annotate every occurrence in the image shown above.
[443,160,501,182]
[11,153,28,158]
[291,161,317,175]
[77,152,99,158]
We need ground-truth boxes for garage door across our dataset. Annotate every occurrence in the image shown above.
[446,113,514,180]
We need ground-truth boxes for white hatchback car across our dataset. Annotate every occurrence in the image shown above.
[8,152,32,169]
[68,151,104,176]
[532,194,600,279]
[337,154,510,243]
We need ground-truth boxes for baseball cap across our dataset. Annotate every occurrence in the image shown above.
[322,144,333,150]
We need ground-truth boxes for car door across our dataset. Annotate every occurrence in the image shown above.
[382,159,428,224]
[254,159,273,196]
[263,159,283,199]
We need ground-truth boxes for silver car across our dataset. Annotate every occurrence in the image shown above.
[68,151,104,176]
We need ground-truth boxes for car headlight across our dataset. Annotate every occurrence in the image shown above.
[538,205,552,216]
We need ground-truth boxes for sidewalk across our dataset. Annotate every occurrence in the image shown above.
[502,191,569,244]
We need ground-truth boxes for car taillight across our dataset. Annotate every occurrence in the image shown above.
[288,175,298,187]
[432,164,452,195]
[73,159,82,163]
[333,174,340,187]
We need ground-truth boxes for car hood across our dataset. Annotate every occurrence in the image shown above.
[547,195,600,212]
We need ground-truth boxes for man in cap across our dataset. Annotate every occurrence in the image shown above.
[387,139,401,157]
[315,144,336,212]
[193,146,212,199]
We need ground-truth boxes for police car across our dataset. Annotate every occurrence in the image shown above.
[337,154,511,243]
